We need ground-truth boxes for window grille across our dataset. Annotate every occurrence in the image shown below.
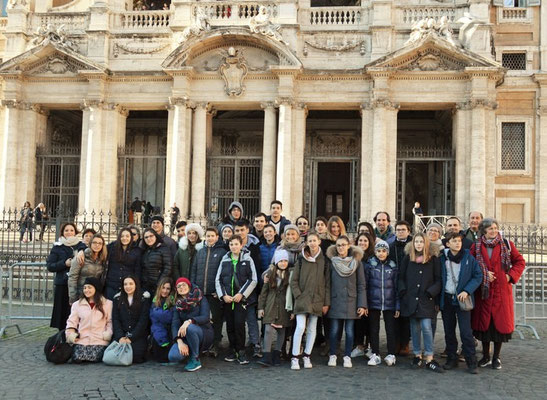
[502,53,526,70]
[501,122,526,170]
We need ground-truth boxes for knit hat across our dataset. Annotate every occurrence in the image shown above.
[375,240,390,254]
[284,224,299,235]
[185,223,204,238]
[273,249,289,265]
[83,276,102,292]
[221,224,234,235]
[427,222,442,232]
[150,215,164,225]
[175,277,191,288]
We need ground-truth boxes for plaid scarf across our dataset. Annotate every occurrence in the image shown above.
[474,234,511,299]
[175,285,203,312]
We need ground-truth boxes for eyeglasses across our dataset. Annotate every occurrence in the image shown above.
[144,235,155,239]
[91,241,103,246]
[396,228,408,232]
[297,222,308,226]
[336,243,349,247]
[131,233,138,237]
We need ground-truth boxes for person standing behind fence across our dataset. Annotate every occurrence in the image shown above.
[19,201,34,242]
[68,234,107,304]
[34,203,48,241]
[141,228,173,294]
[47,223,88,330]
[150,216,178,260]
[131,197,143,225]
[104,228,143,300]
[471,218,526,370]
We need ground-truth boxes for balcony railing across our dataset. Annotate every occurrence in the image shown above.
[395,5,466,27]
[498,7,532,23]
[300,6,366,31]
[197,2,278,26]
[116,10,172,30]
[28,12,89,33]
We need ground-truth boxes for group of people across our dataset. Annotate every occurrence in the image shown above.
[46,200,525,375]
[18,201,48,242]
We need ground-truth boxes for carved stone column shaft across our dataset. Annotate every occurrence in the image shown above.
[190,102,208,217]
[261,102,277,212]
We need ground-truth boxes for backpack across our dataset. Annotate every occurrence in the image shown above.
[44,329,73,364]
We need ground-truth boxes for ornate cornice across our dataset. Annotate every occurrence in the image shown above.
[456,99,498,110]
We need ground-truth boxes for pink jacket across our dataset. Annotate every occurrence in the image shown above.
[66,297,113,346]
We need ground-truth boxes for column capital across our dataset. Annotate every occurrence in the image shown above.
[167,96,190,109]
[260,101,276,110]
[371,99,399,111]
[105,103,129,117]
[275,97,295,107]
[1,99,21,109]
[457,99,498,110]
[194,101,211,111]
[537,106,547,116]
[80,99,106,111]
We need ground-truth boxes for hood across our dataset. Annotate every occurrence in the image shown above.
[302,245,322,262]
[227,201,244,220]
[244,233,260,247]
[326,244,364,261]
[185,223,204,239]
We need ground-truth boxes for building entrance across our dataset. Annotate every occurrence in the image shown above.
[316,162,352,223]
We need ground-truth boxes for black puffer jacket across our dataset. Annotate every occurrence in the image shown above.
[46,241,88,285]
[141,243,172,293]
[104,242,143,300]
[190,240,228,295]
[112,290,151,341]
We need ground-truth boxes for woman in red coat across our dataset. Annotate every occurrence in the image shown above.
[471,218,525,370]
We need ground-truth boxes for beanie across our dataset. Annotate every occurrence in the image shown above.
[150,215,164,225]
[273,249,290,265]
[375,240,390,254]
[83,276,102,292]
[175,277,191,288]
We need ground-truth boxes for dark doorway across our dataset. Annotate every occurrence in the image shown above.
[403,162,429,221]
[316,162,351,224]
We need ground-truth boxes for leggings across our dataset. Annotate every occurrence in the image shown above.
[292,314,318,356]
[263,324,286,353]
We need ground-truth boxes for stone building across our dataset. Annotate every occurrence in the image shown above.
[0,0,545,227]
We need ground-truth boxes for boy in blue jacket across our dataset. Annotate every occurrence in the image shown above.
[439,231,483,374]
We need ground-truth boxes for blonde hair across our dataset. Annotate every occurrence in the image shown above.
[153,277,175,308]
[409,232,431,263]
[91,234,108,264]
[327,216,347,238]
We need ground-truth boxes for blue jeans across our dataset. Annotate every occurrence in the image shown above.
[410,317,433,357]
[168,324,204,361]
[246,304,259,346]
[329,319,355,357]
[441,293,475,359]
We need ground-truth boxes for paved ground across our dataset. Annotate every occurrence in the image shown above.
[0,322,546,400]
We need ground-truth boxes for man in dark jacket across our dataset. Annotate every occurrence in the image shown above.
[267,200,291,236]
[443,216,473,250]
[150,215,178,260]
[190,227,228,356]
[374,211,396,244]
[251,212,268,239]
[464,211,483,242]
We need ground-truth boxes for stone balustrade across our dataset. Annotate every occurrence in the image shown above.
[300,6,365,31]
[197,2,278,26]
[116,10,172,30]
[0,17,7,30]
[498,7,531,23]
[397,6,462,26]
[29,12,89,33]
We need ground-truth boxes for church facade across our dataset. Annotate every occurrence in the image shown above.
[0,0,545,228]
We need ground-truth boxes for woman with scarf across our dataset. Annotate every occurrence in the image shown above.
[295,216,310,241]
[47,223,88,330]
[471,218,525,370]
[276,224,305,268]
[314,217,336,255]
[168,277,213,372]
[174,223,204,280]
[327,216,346,246]
[326,236,366,368]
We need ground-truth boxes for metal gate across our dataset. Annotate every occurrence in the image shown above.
[35,146,80,216]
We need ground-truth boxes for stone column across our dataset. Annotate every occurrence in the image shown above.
[536,74,547,223]
[291,102,307,218]
[452,104,471,218]
[360,103,374,220]
[190,102,208,217]
[275,98,294,219]
[260,102,277,212]
[165,97,192,217]
[104,104,128,214]
[0,100,22,210]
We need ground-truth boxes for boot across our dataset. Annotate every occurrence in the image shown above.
[466,355,478,375]
[399,344,410,357]
[257,352,272,367]
[272,350,281,366]
[443,356,459,370]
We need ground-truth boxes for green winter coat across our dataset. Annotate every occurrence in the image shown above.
[290,247,331,316]
[258,268,291,327]
[174,238,203,281]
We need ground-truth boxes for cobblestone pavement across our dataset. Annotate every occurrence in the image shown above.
[0,325,545,400]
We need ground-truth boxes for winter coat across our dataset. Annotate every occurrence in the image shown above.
[259,238,280,279]
[149,297,174,346]
[398,243,442,318]
[215,249,258,305]
[141,242,173,293]
[65,297,113,346]
[442,231,473,250]
[104,242,143,300]
[218,201,244,231]
[112,290,151,341]
[46,241,88,285]
[190,240,227,295]
[471,240,525,334]
[171,295,214,352]
[290,248,331,316]
[375,226,395,244]
[276,239,305,268]
[68,248,106,304]
[161,234,178,260]
[267,215,292,235]
[439,249,483,310]
[174,238,204,281]
[244,234,263,279]
[258,270,291,327]
[364,256,399,311]
[326,245,367,320]
[389,237,412,267]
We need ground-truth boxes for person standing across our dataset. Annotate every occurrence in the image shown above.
[219,201,244,231]
[443,216,473,250]
[174,223,204,280]
[175,221,187,240]
[465,211,483,242]
[19,201,34,242]
[170,203,180,235]
[373,211,395,244]
[68,234,107,304]
[252,212,268,239]
[131,197,143,225]
[258,224,280,279]
[34,203,48,241]
[150,215,178,260]
[141,228,173,294]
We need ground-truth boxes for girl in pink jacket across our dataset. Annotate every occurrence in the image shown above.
[66,277,113,363]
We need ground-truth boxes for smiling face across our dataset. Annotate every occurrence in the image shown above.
[143,231,157,247]
[284,229,299,243]
[151,220,163,234]
[307,234,320,252]
[263,226,276,242]
[468,212,483,231]
[123,278,136,296]
[205,230,218,246]
[336,238,350,258]
[484,223,499,240]
[222,228,234,241]
[254,216,266,232]
[375,213,389,232]
[160,282,171,298]
[187,229,198,244]
[315,220,327,234]
[376,248,388,261]
[357,235,369,251]
[330,221,341,237]
[229,238,242,255]
[83,284,96,299]
[296,218,309,233]
[176,281,190,296]
[120,230,131,246]
[90,237,104,254]
[446,218,461,234]
[62,225,76,238]
[277,259,289,270]
[427,227,441,242]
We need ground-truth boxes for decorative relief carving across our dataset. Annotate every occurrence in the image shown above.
[309,134,360,157]
[219,47,248,97]
[406,16,457,47]
[29,54,84,75]
[167,96,191,109]
[179,7,211,43]
[7,0,28,9]
[113,41,170,57]
[371,99,400,110]
[275,97,295,107]
[389,48,468,71]
[456,99,498,110]
[31,24,78,52]
[303,37,365,56]
[249,6,288,45]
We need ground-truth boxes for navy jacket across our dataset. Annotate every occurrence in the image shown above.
[189,240,228,295]
[364,256,399,311]
[439,249,483,310]
[105,242,143,300]
[258,239,279,279]
[215,249,258,305]
[46,241,87,285]
[267,215,292,235]
[149,298,174,346]
[171,295,214,352]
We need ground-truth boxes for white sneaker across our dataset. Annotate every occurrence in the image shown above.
[303,356,312,369]
[350,347,364,358]
[365,347,374,360]
[384,354,396,366]
[343,356,352,368]
[291,357,300,370]
[367,353,381,366]
[328,355,337,367]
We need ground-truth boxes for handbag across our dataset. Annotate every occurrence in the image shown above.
[448,261,474,311]
[44,329,73,364]
[102,340,133,366]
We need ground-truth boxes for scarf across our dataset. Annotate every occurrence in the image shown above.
[474,233,511,299]
[59,236,81,247]
[375,226,394,241]
[331,255,358,277]
[448,249,464,263]
[302,246,321,262]
[175,285,203,312]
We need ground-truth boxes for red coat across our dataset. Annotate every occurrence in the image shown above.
[471,240,525,334]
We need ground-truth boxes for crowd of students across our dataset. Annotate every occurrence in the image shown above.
[46,201,525,374]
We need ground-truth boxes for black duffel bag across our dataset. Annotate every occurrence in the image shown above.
[44,329,73,364]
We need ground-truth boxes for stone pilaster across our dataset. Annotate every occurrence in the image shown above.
[291,102,307,218]
[260,102,277,212]
[275,97,294,219]
[190,102,209,217]
[535,74,547,223]
[360,102,374,221]
[453,104,471,218]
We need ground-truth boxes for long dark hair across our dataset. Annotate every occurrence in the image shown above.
[114,228,133,262]
[142,228,163,249]
[356,232,375,261]
[266,262,289,290]
[80,284,106,320]
[119,275,142,310]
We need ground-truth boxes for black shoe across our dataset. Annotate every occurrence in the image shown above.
[426,360,445,373]
[465,356,478,374]
[237,352,249,365]
[272,350,281,366]
[224,351,237,362]
[411,356,423,369]
[253,345,263,358]
[478,356,491,368]
[209,345,219,358]
[257,352,272,367]
[443,357,458,370]
[492,358,502,370]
